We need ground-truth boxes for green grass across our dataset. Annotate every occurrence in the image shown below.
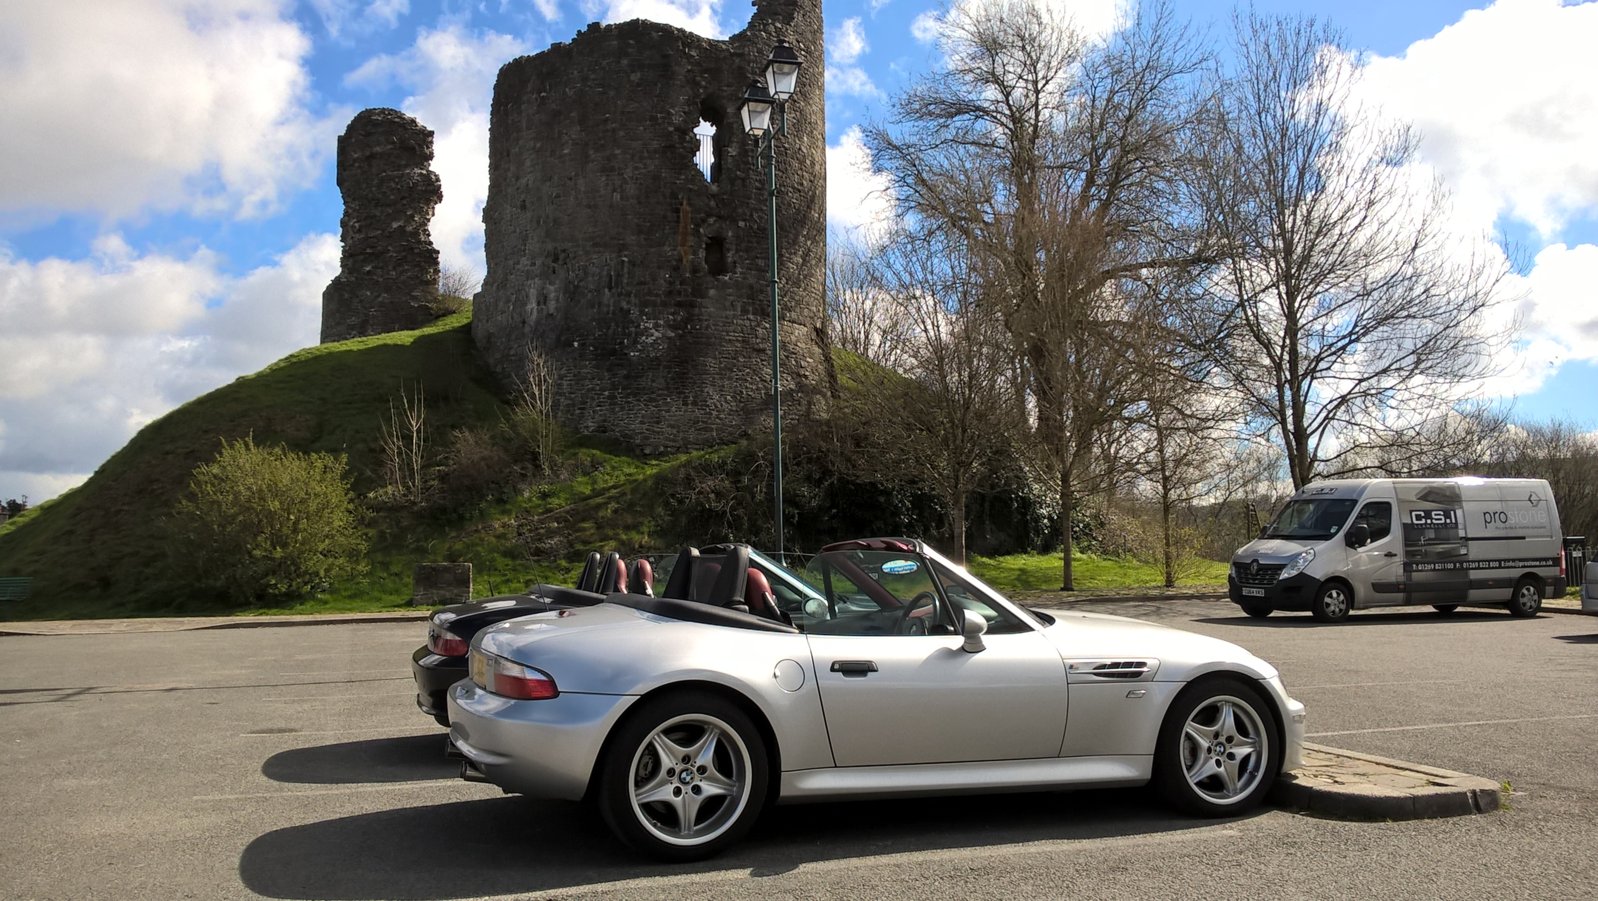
[969,552,1229,592]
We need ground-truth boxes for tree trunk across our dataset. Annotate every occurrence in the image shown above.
[1161,496,1176,588]
[951,494,968,565]
[1060,466,1076,591]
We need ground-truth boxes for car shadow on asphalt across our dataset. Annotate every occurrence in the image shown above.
[238,785,1243,899]
[261,733,458,785]
[1553,633,1598,643]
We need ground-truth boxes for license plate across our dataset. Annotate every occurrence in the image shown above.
[469,651,488,687]
[1241,587,1265,597]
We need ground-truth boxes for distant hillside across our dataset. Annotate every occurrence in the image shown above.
[0,313,631,619]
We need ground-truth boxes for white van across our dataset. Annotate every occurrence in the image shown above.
[1229,477,1566,622]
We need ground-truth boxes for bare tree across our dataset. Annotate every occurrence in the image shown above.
[1476,418,1598,545]
[380,382,428,504]
[865,228,1018,562]
[1200,12,1514,488]
[826,234,913,372]
[508,347,561,479]
[869,0,1215,588]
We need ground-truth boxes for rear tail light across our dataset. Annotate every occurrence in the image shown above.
[470,650,559,700]
[428,623,469,657]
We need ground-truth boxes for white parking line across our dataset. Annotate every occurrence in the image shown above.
[237,727,436,737]
[1290,679,1461,690]
[192,779,465,801]
[1309,713,1598,737]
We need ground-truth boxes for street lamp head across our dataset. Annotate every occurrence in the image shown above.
[739,79,776,137]
[764,40,803,101]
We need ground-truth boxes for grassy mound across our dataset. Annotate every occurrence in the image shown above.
[0,314,569,618]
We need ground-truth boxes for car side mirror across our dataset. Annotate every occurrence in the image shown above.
[1257,525,1268,538]
[1345,522,1371,548]
[960,609,987,654]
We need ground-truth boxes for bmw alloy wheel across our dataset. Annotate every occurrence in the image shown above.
[1153,676,1280,816]
[598,692,768,861]
[1178,694,1269,805]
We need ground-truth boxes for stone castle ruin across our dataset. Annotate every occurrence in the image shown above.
[320,108,443,344]
[320,0,832,452]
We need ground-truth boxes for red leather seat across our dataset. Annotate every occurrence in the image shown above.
[629,558,655,597]
[743,568,782,622]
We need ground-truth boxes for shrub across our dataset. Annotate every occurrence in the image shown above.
[173,436,368,604]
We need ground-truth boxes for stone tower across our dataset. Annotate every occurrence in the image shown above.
[320,108,443,344]
[471,0,831,452]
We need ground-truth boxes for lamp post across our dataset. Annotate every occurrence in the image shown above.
[739,40,802,560]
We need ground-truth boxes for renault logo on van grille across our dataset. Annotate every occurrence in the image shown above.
[1249,560,1259,577]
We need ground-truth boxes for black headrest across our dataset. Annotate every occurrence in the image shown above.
[661,547,699,600]
[576,551,603,592]
[706,545,750,607]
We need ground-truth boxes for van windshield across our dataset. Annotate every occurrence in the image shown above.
[1263,498,1357,540]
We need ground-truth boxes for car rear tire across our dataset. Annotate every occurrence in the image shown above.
[1432,605,1458,616]
[1310,582,1352,623]
[1240,603,1272,619]
[1507,578,1542,618]
[596,691,767,861]
[1153,675,1280,817]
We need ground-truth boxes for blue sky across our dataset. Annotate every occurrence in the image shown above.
[2,0,1595,504]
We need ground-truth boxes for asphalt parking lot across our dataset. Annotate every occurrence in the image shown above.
[1,599,1594,900]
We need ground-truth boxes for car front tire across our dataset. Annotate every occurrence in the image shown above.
[1507,578,1542,618]
[596,691,767,861]
[1310,582,1352,623]
[1153,676,1281,817]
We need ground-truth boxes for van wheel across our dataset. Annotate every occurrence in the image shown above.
[1432,605,1458,615]
[1241,603,1272,619]
[1310,583,1351,623]
[1507,578,1542,618]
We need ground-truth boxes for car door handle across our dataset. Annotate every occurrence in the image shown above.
[830,660,878,676]
[1384,552,1397,557]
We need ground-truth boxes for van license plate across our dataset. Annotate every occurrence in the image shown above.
[1241,587,1265,597]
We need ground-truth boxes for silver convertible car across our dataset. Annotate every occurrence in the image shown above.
[447,538,1306,860]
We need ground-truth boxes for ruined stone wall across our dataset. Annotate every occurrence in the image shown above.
[321,108,443,344]
[471,0,831,452]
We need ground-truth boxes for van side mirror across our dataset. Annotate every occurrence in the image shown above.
[960,609,987,654]
[1345,522,1371,548]
[1257,524,1268,538]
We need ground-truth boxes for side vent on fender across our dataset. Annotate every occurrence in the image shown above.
[1064,659,1158,683]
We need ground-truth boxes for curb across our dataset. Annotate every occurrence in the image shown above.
[1272,742,1502,821]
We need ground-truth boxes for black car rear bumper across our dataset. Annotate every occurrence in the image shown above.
[412,644,466,725]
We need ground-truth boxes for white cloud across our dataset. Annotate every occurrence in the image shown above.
[0,0,339,223]
[346,25,529,277]
[831,17,869,65]
[912,0,1130,47]
[308,0,410,36]
[827,17,884,100]
[826,127,896,246]
[1358,0,1598,239]
[0,234,338,504]
[600,0,726,38]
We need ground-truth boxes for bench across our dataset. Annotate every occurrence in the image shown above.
[0,577,33,602]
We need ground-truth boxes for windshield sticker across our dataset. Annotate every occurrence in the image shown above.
[881,559,919,575]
